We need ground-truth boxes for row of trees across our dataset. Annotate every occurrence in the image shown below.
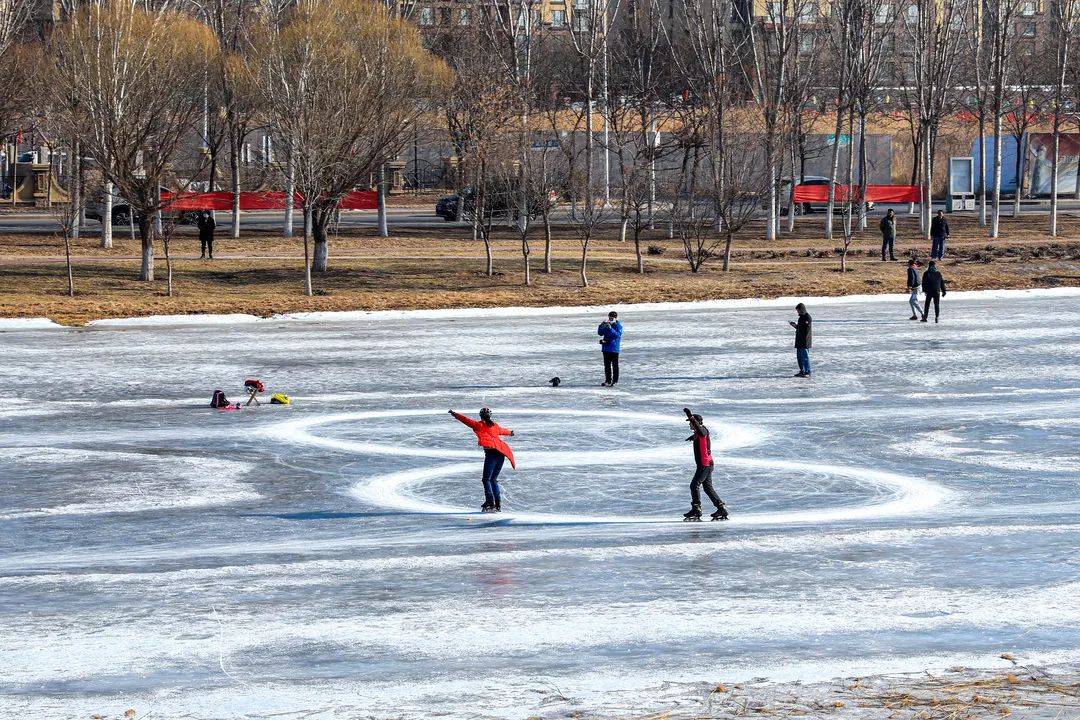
[1,0,1079,294]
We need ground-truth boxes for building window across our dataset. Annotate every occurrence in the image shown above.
[1019,1,1037,15]
[905,4,918,23]
[798,4,816,22]
[439,7,450,25]
[551,9,566,26]
[573,12,590,31]
[767,1,783,18]
[419,6,433,25]
[874,4,892,23]
[1019,20,1036,36]
[799,34,815,53]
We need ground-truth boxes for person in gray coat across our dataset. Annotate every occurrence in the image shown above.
[879,209,898,261]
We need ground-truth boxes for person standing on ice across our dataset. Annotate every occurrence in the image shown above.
[920,261,948,323]
[598,311,623,387]
[682,408,728,522]
[450,407,515,513]
[790,303,812,378]
[906,259,922,320]
[930,210,950,260]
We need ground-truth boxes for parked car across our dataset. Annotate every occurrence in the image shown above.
[436,186,557,222]
[86,186,198,226]
[779,175,874,215]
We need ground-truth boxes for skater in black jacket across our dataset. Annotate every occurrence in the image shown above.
[789,303,812,377]
[921,261,947,323]
[682,407,728,522]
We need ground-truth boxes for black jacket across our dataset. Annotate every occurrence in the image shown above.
[907,267,920,289]
[197,213,216,237]
[794,313,812,349]
[930,216,950,238]
[922,268,947,296]
[879,216,896,240]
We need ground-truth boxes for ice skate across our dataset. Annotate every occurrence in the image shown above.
[683,505,702,522]
[711,506,729,521]
[481,502,496,513]
[909,314,918,320]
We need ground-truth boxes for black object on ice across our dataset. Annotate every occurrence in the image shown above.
[549,376,561,387]
[683,505,702,521]
[711,506,729,521]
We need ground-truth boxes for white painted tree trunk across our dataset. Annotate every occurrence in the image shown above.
[101,181,113,249]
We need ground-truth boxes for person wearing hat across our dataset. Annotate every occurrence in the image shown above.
[450,407,516,513]
[906,258,922,320]
[681,407,728,522]
[597,310,623,387]
[920,260,948,323]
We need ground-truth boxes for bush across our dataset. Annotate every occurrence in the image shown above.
[647,245,665,256]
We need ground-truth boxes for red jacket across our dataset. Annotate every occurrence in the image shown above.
[451,412,516,468]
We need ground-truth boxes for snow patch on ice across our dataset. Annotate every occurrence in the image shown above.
[0,317,66,331]
[0,448,259,519]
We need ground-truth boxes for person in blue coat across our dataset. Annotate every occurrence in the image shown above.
[597,310,623,387]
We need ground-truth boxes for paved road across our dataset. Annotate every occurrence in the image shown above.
[2,202,1079,235]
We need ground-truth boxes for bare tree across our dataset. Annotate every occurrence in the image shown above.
[48,1,219,281]
[745,0,801,242]
[986,0,1023,238]
[895,0,966,239]
[244,0,445,294]
[1049,0,1078,235]
[565,0,621,286]
[1003,47,1044,218]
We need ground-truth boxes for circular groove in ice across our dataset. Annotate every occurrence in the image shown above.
[267,409,950,527]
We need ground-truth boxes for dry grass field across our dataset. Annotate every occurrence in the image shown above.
[1,213,1078,325]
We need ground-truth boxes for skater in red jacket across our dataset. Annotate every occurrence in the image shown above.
[450,407,515,512]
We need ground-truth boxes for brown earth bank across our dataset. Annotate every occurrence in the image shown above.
[628,662,1080,720]
[2,214,1078,326]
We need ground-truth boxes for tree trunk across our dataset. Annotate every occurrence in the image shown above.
[230,127,241,239]
[377,163,389,237]
[787,136,797,232]
[284,151,295,238]
[312,208,329,272]
[1050,125,1059,236]
[977,111,987,226]
[825,109,844,241]
[71,142,81,240]
[1012,133,1023,217]
[163,229,173,298]
[858,112,868,230]
[580,240,589,287]
[63,231,74,298]
[543,211,552,273]
[101,181,113,249]
[991,109,1003,238]
[302,205,313,296]
[922,124,932,241]
[138,216,154,281]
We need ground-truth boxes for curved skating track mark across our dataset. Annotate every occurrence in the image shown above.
[266,409,950,527]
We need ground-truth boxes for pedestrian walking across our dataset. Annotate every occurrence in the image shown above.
[920,260,948,323]
[681,408,728,522]
[598,311,623,387]
[930,210,950,260]
[906,259,922,320]
[450,407,515,513]
[789,303,812,378]
[879,208,898,261]
[197,210,216,260]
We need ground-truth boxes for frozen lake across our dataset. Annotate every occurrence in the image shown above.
[1,290,1079,719]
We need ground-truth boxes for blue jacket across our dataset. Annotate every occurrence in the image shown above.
[598,320,623,353]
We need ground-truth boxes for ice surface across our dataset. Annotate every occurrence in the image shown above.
[1,290,1079,719]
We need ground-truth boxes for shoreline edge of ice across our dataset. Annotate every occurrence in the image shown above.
[2,285,1079,331]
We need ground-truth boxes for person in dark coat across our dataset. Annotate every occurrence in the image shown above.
[879,209,898,261]
[197,210,216,259]
[906,259,922,320]
[681,408,728,522]
[921,261,947,323]
[789,303,812,377]
[930,210,950,260]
